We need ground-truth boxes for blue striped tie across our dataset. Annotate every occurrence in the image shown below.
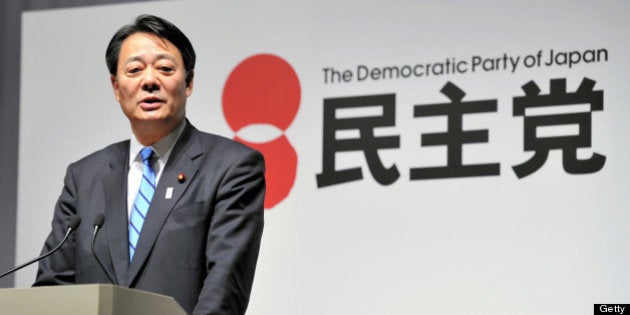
[129,147,156,261]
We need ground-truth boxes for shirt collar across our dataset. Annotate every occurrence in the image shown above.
[129,119,187,166]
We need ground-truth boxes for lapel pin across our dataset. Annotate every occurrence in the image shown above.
[177,173,186,183]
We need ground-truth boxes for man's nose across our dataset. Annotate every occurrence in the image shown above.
[142,68,159,92]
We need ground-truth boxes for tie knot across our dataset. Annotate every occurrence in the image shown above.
[140,147,154,162]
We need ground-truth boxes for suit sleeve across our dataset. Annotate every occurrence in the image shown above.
[33,164,79,286]
[193,148,266,315]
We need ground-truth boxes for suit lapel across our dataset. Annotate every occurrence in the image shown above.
[103,142,131,286]
[125,124,203,286]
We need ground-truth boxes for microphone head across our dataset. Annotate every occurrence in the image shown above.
[68,215,81,230]
[93,213,105,228]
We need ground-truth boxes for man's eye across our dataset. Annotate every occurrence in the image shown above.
[128,68,142,74]
[159,67,174,72]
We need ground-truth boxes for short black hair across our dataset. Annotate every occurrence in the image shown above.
[105,14,196,77]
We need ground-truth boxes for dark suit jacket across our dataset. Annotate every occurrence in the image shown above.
[34,122,265,315]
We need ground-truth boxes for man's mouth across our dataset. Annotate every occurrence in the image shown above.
[139,97,165,110]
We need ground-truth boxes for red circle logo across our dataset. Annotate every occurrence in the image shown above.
[222,54,301,209]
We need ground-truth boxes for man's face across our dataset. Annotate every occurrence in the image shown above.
[111,32,193,133]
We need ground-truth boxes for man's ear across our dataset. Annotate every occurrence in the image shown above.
[110,74,120,102]
[185,70,194,96]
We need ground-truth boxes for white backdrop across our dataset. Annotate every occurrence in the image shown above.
[18,1,630,314]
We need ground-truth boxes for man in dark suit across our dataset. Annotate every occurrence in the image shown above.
[34,15,265,315]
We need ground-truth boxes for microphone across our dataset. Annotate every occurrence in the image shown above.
[0,215,81,279]
[91,213,117,285]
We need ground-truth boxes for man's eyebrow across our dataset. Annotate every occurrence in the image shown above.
[124,53,177,64]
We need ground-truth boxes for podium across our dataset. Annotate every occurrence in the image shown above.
[0,284,187,315]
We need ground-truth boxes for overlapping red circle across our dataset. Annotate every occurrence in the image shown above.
[222,54,301,209]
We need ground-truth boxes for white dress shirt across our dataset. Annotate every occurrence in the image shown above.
[127,120,186,219]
